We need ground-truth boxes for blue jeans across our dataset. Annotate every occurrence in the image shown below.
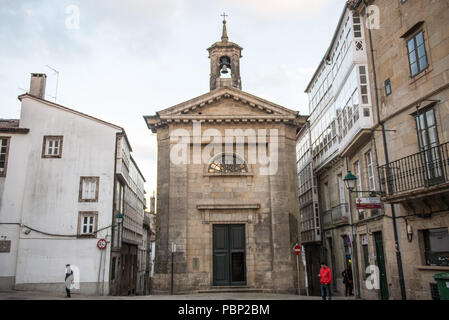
[321,284,332,300]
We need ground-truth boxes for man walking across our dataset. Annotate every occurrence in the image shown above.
[319,261,333,300]
[65,264,74,298]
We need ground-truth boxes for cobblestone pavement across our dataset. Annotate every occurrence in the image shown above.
[0,290,353,300]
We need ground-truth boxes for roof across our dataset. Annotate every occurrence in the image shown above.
[304,2,350,92]
[207,18,243,53]
[0,119,29,134]
[18,93,124,131]
[347,0,363,9]
[0,119,20,128]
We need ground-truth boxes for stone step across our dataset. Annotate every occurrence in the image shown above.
[196,287,266,294]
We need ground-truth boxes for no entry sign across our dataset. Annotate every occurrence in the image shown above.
[97,238,107,250]
[294,244,301,255]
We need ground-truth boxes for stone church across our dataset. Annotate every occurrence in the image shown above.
[144,17,307,294]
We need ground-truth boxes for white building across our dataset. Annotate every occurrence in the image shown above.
[296,3,374,295]
[0,73,146,295]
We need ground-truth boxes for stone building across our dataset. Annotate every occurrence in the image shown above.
[350,0,449,300]
[296,2,405,300]
[0,73,146,296]
[144,18,307,294]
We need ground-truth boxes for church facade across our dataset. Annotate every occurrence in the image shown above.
[144,18,307,294]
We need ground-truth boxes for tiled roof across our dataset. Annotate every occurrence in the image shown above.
[0,119,20,128]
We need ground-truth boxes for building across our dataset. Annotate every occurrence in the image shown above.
[0,73,146,296]
[296,2,391,299]
[144,18,308,294]
[350,0,449,300]
[110,152,147,296]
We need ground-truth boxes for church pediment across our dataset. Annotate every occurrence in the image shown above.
[144,87,307,133]
[159,87,297,118]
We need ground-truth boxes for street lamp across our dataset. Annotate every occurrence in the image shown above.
[116,212,124,225]
[344,170,357,192]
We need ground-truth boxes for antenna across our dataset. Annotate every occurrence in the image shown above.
[46,65,59,102]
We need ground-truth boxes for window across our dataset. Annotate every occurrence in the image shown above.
[115,180,125,213]
[407,31,428,77]
[42,136,63,158]
[365,151,375,191]
[385,79,392,96]
[208,154,248,173]
[359,66,369,104]
[354,161,363,197]
[423,228,449,266]
[415,107,443,184]
[79,177,99,202]
[78,211,98,237]
[353,12,362,38]
[0,137,10,177]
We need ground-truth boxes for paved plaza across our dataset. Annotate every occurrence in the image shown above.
[0,290,352,300]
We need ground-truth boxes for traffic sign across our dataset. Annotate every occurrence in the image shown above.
[97,238,107,250]
[356,197,381,209]
[294,244,301,255]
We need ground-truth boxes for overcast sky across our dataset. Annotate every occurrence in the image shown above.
[0,0,345,195]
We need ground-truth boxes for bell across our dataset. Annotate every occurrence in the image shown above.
[220,65,229,74]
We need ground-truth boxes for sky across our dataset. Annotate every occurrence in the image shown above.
[0,0,346,196]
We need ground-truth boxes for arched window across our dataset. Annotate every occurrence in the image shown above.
[208,154,248,173]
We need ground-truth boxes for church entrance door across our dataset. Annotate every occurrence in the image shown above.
[213,224,246,286]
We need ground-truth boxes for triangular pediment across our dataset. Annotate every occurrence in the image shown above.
[144,87,308,133]
[158,87,297,118]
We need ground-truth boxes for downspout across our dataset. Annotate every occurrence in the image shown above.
[362,0,407,300]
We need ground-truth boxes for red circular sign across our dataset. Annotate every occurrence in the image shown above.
[294,244,301,255]
[97,238,107,250]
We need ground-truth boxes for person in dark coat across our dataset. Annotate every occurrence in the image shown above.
[342,266,353,296]
[65,264,74,298]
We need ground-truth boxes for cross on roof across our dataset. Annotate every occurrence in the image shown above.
[221,12,228,21]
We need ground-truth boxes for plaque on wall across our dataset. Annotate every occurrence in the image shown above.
[0,240,11,252]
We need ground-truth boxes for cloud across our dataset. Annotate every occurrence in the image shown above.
[228,0,335,19]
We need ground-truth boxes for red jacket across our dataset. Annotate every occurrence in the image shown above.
[320,266,332,284]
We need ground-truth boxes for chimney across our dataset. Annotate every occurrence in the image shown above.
[29,73,47,99]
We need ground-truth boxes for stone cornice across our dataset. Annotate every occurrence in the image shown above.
[196,203,260,210]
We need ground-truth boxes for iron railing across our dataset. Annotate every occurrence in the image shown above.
[379,142,449,196]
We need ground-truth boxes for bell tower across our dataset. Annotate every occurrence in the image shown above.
[207,13,243,91]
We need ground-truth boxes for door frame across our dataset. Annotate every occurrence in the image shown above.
[373,231,389,300]
[212,224,247,286]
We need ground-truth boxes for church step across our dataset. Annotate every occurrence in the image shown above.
[197,286,266,294]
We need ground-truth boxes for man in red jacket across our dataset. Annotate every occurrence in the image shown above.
[319,262,333,300]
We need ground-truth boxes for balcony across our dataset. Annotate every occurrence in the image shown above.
[379,142,449,207]
[322,203,349,228]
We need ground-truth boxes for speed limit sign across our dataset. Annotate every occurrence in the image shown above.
[97,238,107,250]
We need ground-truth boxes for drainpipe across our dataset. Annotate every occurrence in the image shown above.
[363,0,407,300]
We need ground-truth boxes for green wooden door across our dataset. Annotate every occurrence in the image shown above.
[374,231,389,300]
[213,224,246,286]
